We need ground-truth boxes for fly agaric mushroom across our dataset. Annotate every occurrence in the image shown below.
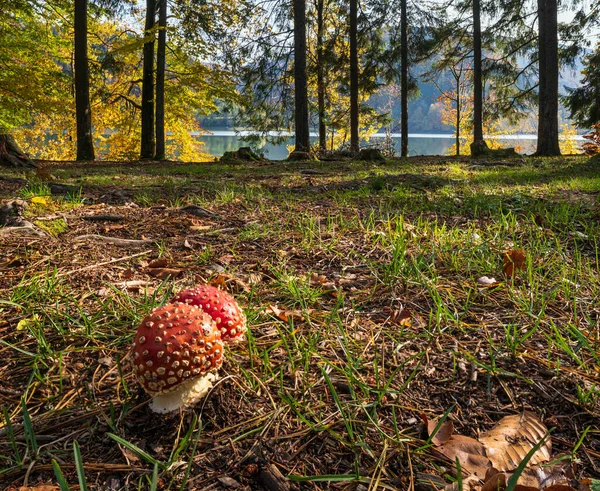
[171,285,247,343]
[132,302,223,413]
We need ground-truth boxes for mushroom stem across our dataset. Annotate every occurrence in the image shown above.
[149,373,218,414]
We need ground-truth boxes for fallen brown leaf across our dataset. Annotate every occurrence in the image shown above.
[435,434,491,480]
[210,274,229,290]
[265,305,307,323]
[148,258,169,268]
[209,273,251,293]
[503,249,526,277]
[310,272,327,285]
[478,411,551,472]
[427,417,454,445]
[391,308,413,327]
[540,485,577,491]
[147,267,183,279]
[480,470,506,491]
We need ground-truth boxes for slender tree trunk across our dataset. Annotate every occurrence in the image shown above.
[316,0,326,151]
[471,0,488,156]
[293,0,310,153]
[155,0,167,160]
[400,0,408,157]
[349,0,359,152]
[535,0,561,156]
[141,0,156,160]
[456,77,460,157]
[0,134,37,168]
[74,0,95,161]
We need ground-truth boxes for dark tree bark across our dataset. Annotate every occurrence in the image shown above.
[74,0,95,161]
[349,0,359,152]
[141,0,156,160]
[0,134,37,168]
[535,0,561,156]
[456,78,461,157]
[155,0,167,160]
[293,0,310,153]
[400,0,408,157]
[471,0,488,156]
[316,0,326,151]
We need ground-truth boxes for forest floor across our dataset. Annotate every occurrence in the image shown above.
[0,155,599,491]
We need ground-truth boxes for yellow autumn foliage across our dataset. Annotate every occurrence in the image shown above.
[559,123,582,155]
[11,10,237,162]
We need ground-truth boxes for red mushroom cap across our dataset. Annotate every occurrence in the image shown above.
[132,302,223,396]
[171,285,247,343]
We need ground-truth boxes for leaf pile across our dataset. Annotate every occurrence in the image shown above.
[427,411,590,490]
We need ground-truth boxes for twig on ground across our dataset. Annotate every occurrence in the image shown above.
[57,250,153,277]
[73,235,154,247]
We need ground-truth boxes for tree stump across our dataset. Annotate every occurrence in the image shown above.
[287,150,314,161]
[358,148,385,161]
[221,146,263,162]
[470,139,489,157]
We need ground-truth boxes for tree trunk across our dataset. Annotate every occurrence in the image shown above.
[349,0,359,152]
[0,134,37,168]
[141,0,156,160]
[316,0,326,151]
[74,0,95,161]
[400,0,408,157]
[535,0,561,156]
[456,77,460,157]
[293,0,310,153]
[155,0,167,160]
[471,0,488,156]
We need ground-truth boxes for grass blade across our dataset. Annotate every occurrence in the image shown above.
[150,463,159,491]
[2,405,22,464]
[21,397,37,457]
[73,440,89,491]
[52,459,70,491]
[107,432,164,468]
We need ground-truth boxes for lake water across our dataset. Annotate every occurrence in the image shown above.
[195,130,584,159]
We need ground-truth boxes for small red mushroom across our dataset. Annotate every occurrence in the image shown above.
[171,285,247,343]
[132,302,223,413]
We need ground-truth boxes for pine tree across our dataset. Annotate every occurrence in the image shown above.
[566,43,600,129]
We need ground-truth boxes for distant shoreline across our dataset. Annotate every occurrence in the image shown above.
[192,130,584,140]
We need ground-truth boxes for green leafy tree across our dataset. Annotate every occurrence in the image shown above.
[566,42,600,129]
[0,2,68,167]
